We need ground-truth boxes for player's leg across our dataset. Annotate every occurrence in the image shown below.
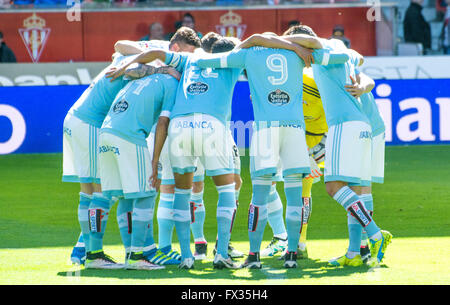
[70,183,93,265]
[241,124,278,269]
[201,117,239,269]
[359,186,373,263]
[191,179,208,260]
[227,173,244,258]
[154,137,181,261]
[262,172,288,258]
[360,132,386,263]
[62,113,91,265]
[167,116,198,269]
[210,173,238,269]
[213,151,244,259]
[116,197,133,258]
[173,172,195,268]
[325,122,391,267]
[113,141,163,270]
[228,138,244,258]
[85,133,122,269]
[298,177,313,259]
[279,126,311,268]
[156,184,182,261]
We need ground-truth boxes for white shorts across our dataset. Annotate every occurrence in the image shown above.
[324,121,372,186]
[167,113,234,176]
[371,132,385,184]
[146,132,205,185]
[62,113,100,184]
[250,124,310,178]
[99,132,155,199]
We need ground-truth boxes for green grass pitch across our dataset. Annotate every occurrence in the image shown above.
[0,145,449,285]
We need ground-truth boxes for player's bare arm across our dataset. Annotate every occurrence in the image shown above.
[150,116,170,189]
[114,40,145,55]
[124,64,181,81]
[238,33,314,67]
[105,49,167,81]
[281,34,323,49]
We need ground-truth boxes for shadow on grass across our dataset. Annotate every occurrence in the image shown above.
[56,257,380,282]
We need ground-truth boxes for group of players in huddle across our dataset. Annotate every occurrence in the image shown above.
[63,24,392,271]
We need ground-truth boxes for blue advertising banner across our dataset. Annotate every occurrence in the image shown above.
[1,79,450,154]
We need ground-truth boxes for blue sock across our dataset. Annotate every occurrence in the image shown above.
[116,198,133,254]
[173,188,193,259]
[74,232,84,248]
[348,212,363,253]
[360,194,374,243]
[88,193,112,253]
[216,183,236,258]
[190,191,206,243]
[248,175,271,253]
[333,186,380,239]
[284,175,303,253]
[267,184,287,238]
[157,193,175,249]
[78,192,91,252]
[130,195,155,254]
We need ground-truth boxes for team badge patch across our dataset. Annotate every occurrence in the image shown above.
[190,202,196,223]
[248,204,259,232]
[268,89,290,106]
[112,100,129,113]
[88,209,102,232]
[187,82,209,95]
[348,201,371,227]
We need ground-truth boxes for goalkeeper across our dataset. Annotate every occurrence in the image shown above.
[260,67,327,259]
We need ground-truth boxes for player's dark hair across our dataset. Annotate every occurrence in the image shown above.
[201,32,222,53]
[169,26,201,48]
[211,38,236,53]
[283,25,317,37]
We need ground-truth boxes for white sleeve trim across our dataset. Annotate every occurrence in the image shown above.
[160,110,171,118]
[220,55,228,68]
[321,51,330,66]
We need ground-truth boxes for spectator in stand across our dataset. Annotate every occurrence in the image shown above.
[329,25,351,48]
[140,22,166,41]
[181,13,203,39]
[0,0,12,8]
[0,32,17,63]
[165,20,182,41]
[403,0,432,54]
[436,0,447,21]
[440,0,450,54]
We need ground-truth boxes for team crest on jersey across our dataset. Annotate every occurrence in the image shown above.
[187,82,209,95]
[268,89,290,106]
[112,100,129,113]
[18,13,51,63]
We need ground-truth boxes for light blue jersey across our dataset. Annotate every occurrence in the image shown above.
[359,91,385,137]
[354,68,385,137]
[70,54,130,128]
[196,46,349,128]
[138,40,170,51]
[100,74,178,147]
[312,39,370,127]
[164,50,242,124]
